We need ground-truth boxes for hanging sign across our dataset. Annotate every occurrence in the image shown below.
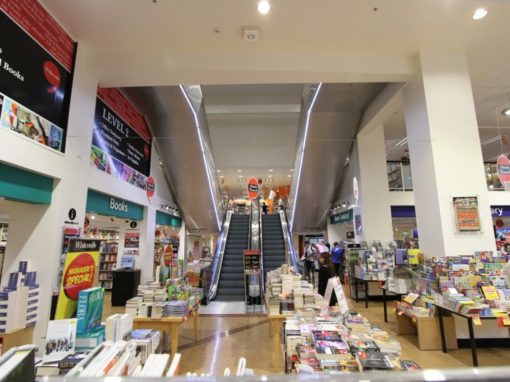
[497,155,510,191]
[247,177,259,199]
[146,176,155,203]
[55,239,101,319]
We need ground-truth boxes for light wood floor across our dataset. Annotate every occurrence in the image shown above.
[102,293,510,375]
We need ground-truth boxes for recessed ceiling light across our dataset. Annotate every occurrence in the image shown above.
[237,169,242,173]
[220,175,224,178]
[239,175,243,178]
[216,169,221,173]
[257,0,270,15]
[290,169,294,172]
[473,8,488,20]
[502,107,510,116]
[91,215,96,220]
[287,175,292,178]
[269,169,273,172]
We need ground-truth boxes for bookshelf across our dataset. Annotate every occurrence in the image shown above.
[99,240,118,290]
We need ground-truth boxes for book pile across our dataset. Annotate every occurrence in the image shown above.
[125,297,142,316]
[352,245,395,281]
[75,287,105,350]
[105,314,133,342]
[0,261,40,333]
[286,308,413,374]
[165,300,189,317]
[127,329,161,364]
[268,296,280,315]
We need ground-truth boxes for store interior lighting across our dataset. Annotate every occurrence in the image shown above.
[502,107,510,116]
[257,0,270,15]
[473,8,488,20]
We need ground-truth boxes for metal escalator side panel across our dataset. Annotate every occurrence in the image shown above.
[279,209,300,274]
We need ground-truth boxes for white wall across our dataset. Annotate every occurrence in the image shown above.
[0,43,179,351]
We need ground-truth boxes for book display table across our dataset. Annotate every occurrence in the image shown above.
[133,305,199,358]
[379,286,407,322]
[434,303,510,367]
[0,326,34,354]
[354,277,384,308]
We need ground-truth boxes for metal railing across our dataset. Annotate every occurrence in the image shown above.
[206,199,233,301]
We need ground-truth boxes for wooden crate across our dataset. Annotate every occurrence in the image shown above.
[395,311,457,350]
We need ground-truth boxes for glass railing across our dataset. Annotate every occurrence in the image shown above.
[387,161,413,191]
[387,162,505,191]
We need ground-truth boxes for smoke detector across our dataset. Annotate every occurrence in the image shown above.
[243,26,260,41]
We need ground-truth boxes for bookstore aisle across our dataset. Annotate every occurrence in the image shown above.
[102,293,510,375]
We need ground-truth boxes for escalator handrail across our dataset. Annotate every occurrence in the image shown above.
[279,206,300,274]
[206,198,232,301]
[258,201,265,299]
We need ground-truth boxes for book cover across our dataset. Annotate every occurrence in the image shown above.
[76,326,105,350]
[346,340,379,353]
[18,261,28,274]
[76,287,104,334]
[482,285,499,300]
[356,350,394,370]
[312,330,341,342]
[43,319,77,363]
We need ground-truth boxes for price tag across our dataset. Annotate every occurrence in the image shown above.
[473,316,482,326]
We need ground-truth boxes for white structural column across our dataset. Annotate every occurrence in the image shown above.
[354,124,394,244]
[402,51,496,258]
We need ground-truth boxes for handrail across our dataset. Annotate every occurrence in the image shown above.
[258,200,265,299]
[206,198,232,301]
[279,206,300,274]
[248,201,253,249]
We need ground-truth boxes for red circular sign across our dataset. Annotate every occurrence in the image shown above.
[147,176,156,199]
[63,253,96,300]
[43,61,61,93]
[247,177,259,199]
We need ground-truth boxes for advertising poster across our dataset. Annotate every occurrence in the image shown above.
[55,239,101,319]
[453,196,481,233]
[124,231,140,249]
[91,88,152,190]
[0,3,75,152]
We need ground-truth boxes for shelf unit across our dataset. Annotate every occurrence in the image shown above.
[99,240,118,290]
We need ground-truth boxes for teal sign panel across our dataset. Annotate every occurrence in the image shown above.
[86,189,144,220]
[330,209,353,225]
[0,163,53,204]
[156,210,182,228]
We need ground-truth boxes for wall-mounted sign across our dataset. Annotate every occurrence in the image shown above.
[86,189,144,220]
[130,221,137,229]
[353,177,359,204]
[124,231,140,249]
[497,155,510,191]
[68,208,76,221]
[91,88,152,190]
[156,210,182,228]
[247,177,259,199]
[453,196,481,233]
[0,4,75,152]
[330,209,353,225]
[354,214,362,235]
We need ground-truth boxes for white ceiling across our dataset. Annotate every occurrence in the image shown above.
[37,0,510,202]
[203,84,302,197]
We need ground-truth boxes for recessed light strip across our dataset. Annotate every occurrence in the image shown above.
[179,85,221,230]
[290,82,323,231]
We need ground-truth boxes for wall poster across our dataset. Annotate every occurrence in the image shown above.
[453,196,481,233]
[91,88,152,190]
[0,2,75,152]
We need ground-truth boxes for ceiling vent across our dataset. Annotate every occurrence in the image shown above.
[243,26,260,41]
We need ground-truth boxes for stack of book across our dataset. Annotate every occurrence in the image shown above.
[105,314,133,342]
[0,261,40,333]
[76,287,105,350]
[128,329,161,364]
[165,300,189,317]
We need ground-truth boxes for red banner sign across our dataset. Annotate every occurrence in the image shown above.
[247,177,259,199]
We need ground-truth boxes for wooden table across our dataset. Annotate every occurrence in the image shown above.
[133,307,199,358]
[267,313,292,364]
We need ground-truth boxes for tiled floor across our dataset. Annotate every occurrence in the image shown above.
[102,293,510,375]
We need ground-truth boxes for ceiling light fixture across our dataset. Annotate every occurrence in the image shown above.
[502,107,510,116]
[473,8,488,20]
[91,215,96,220]
[394,137,408,148]
[237,169,242,173]
[269,169,273,172]
[287,174,292,178]
[216,169,221,173]
[257,0,271,15]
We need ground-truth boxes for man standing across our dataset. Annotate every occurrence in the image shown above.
[302,241,316,284]
[331,242,345,283]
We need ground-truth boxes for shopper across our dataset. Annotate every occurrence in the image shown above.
[303,241,315,284]
[317,252,337,306]
[331,241,345,283]
[262,202,268,214]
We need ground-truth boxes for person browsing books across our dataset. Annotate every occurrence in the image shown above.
[331,242,345,283]
[317,252,337,306]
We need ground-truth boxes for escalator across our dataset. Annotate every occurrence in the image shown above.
[215,214,250,301]
[262,214,286,273]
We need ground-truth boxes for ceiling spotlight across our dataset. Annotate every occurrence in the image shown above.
[257,0,271,15]
[290,169,294,172]
[216,169,221,173]
[220,175,224,178]
[91,215,96,220]
[237,169,242,173]
[269,169,274,172]
[502,108,510,116]
[473,8,488,20]
[341,202,347,208]
[287,174,292,177]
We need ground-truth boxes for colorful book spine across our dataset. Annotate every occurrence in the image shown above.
[77,287,104,333]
